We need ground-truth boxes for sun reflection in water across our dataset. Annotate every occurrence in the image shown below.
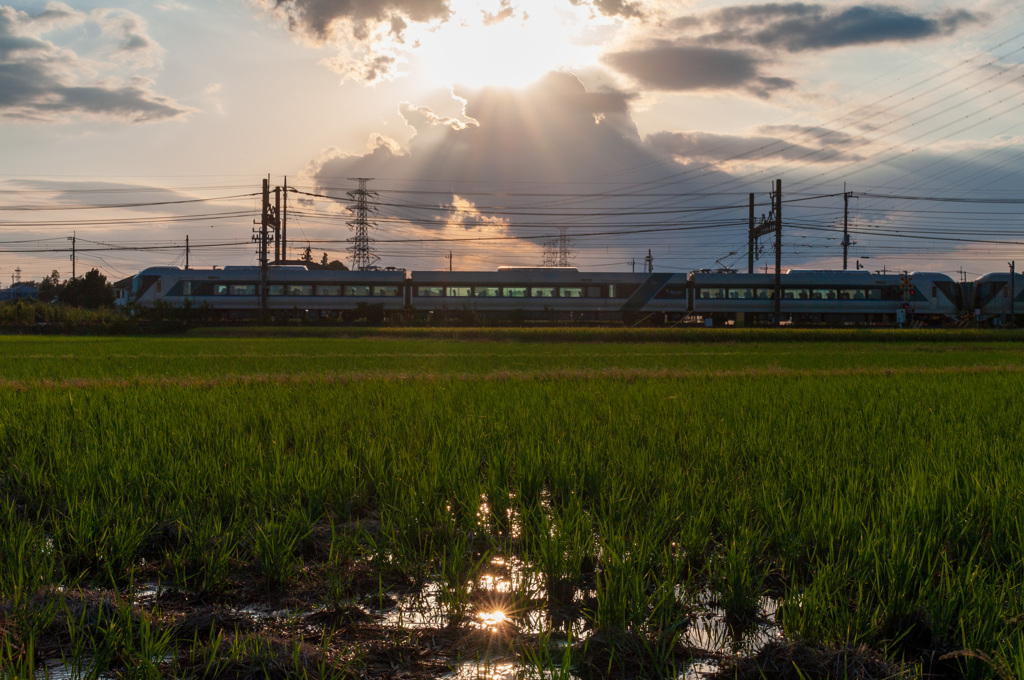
[477,609,507,628]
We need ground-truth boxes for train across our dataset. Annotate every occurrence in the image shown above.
[122,264,1022,327]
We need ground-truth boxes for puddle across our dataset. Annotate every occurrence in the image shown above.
[442,659,518,680]
[131,582,166,607]
[233,603,304,621]
[682,594,782,657]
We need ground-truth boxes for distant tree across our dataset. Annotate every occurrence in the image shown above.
[321,252,329,266]
[59,269,114,308]
[326,260,349,271]
[38,270,61,302]
[301,245,313,263]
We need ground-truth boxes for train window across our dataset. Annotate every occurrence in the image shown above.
[728,289,754,299]
[183,281,192,296]
[373,286,400,297]
[287,284,313,296]
[344,285,370,296]
[866,289,882,300]
[230,284,256,296]
[417,286,445,297]
[560,287,584,298]
[317,285,342,296]
[699,288,725,299]
[449,286,472,297]
[608,285,616,298]
[156,280,162,293]
[214,284,229,296]
[505,287,527,298]
[475,286,499,297]
[531,287,555,298]
[268,285,284,296]
[754,289,773,299]
[587,287,602,298]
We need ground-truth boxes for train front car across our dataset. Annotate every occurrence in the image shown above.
[127,266,189,308]
[690,269,961,326]
[127,265,408,320]
[968,272,1023,326]
[408,268,685,323]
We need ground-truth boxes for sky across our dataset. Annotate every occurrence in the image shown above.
[1,0,1023,283]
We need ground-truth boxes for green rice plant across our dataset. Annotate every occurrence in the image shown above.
[517,625,575,680]
[710,525,766,625]
[0,500,54,601]
[437,531,489,626]
[251,512,311,592]
[62,596,174,680]
[169,514,239,597]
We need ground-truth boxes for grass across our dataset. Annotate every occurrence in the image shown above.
[0,331,1022,679]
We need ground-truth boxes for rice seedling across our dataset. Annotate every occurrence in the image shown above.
[2,332,1023,678]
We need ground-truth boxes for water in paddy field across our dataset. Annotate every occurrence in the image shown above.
[365,554,784,679]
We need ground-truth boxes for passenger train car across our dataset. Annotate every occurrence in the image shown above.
[689,269,962,326]
[123,264,1018,326]
[965,273,1024,326]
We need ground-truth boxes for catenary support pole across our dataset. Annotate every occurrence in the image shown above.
[774,179,782,327]
[748,193,755,274]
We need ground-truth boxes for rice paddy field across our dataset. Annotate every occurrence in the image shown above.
[1,328,1023,680]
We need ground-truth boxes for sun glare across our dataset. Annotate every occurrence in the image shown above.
[413,0,605,89]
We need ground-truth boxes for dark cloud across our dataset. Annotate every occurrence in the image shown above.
[646,129,862,164]
[265,0,451,43]
[677,3,980,52]
[604,43,793,97]
[0,7,188,123]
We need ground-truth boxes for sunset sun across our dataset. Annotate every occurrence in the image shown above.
[413,0,604,88]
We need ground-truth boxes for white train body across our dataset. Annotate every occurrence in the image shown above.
[967,273,1024,325]
[130,266,407,317]
[125,264,1010,326]
[689,270,962,325]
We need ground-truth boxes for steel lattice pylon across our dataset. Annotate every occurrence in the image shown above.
[347,178,379,271]
[542,227,573,267]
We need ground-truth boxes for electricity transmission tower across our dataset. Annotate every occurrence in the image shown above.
[347,178,379,270]
[543,227,574,266]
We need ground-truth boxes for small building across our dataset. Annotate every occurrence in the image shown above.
[0,282,39,303]
[113,276,133,308]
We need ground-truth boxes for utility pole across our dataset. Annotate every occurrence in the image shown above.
[347,178,379,270]
[253,177,278,323]
[629,258,636,273]
[282,176,288,262]
[748,193,755,274]
[69,232,76,279]
[774,179,782,326]
[645,249,654,273]
[273,186,282,263]
[1010,260,1016,327]
[842,187,852,270]
[185,235,190,270]
[448,251,453,271]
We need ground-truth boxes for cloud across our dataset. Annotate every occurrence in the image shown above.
[304,72,739,268]
[569,0,643,19]
[604,43,794,97]
[0,4,189,123]
[646,128,862,164]
[259,0,451,44]
[676,3,981,52]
